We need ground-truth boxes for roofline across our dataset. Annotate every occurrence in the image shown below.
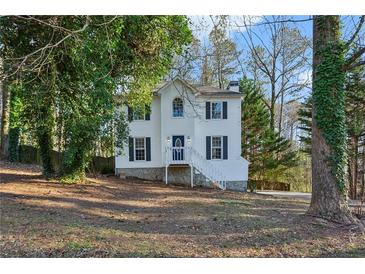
[195,93,242,98]
[154,76,200,96]
[154,76,242,98]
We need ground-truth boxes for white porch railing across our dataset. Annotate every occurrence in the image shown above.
[165,146,227,190]
[166,146,191,164]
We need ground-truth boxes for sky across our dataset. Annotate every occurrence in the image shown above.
[188,15,314,101]
[187,15,364,102]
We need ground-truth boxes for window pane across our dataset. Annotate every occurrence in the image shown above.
[135,138,145,160]
[212,148,222,159]
[133,109,144,120]
[173,98,184,117]
[212,102,222,119]
[212,136,221,147]
[212,136,222,159]
[135,149,145,160]
[135,138,145,149]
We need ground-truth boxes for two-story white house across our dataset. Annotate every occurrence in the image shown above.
[115,76,249,191]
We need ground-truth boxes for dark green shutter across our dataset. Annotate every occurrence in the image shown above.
[223,136,228,159]
[206,136,211,160]
[145,105,151,120]
[223,101,227,119]
[206,102,211,119]
[146,137,151,161]
[129,137,134,161]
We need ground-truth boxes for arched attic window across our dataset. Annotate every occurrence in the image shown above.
[172,97,184,117]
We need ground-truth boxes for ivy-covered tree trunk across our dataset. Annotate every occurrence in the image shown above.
[36,104,55,177]
[37,128,54,176]
[308,16,354,224]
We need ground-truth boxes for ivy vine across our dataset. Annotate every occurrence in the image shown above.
[313,41,347,193]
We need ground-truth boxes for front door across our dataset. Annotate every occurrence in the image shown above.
[172,135,185,161]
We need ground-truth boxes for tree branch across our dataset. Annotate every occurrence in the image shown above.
[344,16,365,49]
[343,47,365,71]
[345,59,365,71]
[4,16,90,79]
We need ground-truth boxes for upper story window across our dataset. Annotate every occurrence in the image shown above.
[211,102,222,119]
[128,105,151,121]
[133,108,145,121]
[172,97,184,118]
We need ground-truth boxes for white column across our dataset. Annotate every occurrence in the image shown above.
[190,164,193,188]
[165,165,168,185]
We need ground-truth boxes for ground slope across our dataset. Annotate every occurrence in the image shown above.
[1,161,364,257]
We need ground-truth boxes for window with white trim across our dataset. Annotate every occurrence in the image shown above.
[172,97,184,117]
[133,108,145,121]
[134,137,146,161]
[211,136,223,159]
[211,102,222,119]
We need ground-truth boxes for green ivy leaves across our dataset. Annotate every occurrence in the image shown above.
[313,42,347,193]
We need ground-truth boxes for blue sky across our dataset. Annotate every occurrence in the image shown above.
[188,15,364,102]
[188,16,314,101]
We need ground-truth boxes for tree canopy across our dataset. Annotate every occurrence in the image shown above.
[0,15,192,179]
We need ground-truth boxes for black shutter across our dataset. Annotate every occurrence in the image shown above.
[206,102,211,119]
[206,136,211,160]
[127,106,133,122]
[223,101,227,119]
[145,105,151,120]
[146,137,151,161]
[129,137,134,161]
[223,136,228,160]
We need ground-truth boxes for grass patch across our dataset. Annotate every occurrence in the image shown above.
[66,240,94,251]
[219,199,252,206]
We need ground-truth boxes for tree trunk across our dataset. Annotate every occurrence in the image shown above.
[37,128,54,176]
[278,89,284,137]
[354,136,358,199]
[0,80,10,159]
[269,82,276,130]
[351,136,358,199]
[361,148,365,202]
[308,16,355,224]
[36,103,55,177]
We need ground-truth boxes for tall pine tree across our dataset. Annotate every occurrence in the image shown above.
[241,77,297,180]
[298,96,312,155]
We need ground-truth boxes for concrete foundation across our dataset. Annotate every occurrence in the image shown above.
[115,166,247,191]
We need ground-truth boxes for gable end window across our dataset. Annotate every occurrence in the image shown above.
[172,97,184,117]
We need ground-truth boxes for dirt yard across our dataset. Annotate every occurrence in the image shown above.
[1,161,364,257]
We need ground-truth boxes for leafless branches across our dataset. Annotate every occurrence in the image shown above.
[344,47,365,71]
[236,16,310,132]
[344,16,365,48]
[3,16,91,81]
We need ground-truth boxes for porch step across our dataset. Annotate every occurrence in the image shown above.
[168,163,190,167]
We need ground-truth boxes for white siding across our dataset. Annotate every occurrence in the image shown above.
[159,81,196,163]
[115,79,249,182]
[115,97,161,168]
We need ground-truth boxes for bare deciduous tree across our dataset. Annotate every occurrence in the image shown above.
[238,16,310,132]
